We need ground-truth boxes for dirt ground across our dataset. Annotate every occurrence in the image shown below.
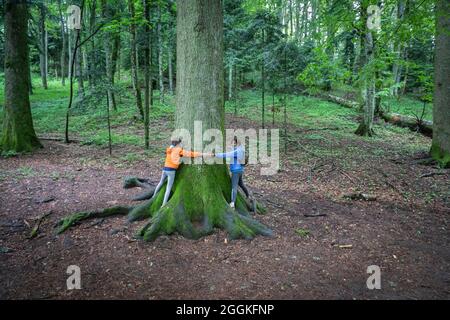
[0,115,449,300]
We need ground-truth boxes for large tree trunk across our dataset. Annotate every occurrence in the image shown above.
[144,0,270,241]
[56,0,271,242]
[1,1,42,153]
[38,3,48,89]
[128,0,144,118]
[431,0,450,167]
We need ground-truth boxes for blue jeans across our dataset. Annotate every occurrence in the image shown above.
[153,170,176,205]
[231,172,248,203]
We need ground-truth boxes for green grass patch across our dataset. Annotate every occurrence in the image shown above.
[295,228,310,237]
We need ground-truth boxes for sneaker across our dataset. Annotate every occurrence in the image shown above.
[230,202,235,208]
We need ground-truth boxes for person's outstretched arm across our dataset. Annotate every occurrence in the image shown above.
[180,149,202,158]
[215,149,237,159]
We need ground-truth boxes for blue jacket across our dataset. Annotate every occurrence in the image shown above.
[216,145,244,173]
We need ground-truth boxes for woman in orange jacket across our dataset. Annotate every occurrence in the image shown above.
[152,138,204,206]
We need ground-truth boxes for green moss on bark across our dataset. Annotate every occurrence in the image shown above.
[431,142,450,168]
[56,165,272,242]
[136,164,272,241]
[354,123,374,137]
[1,1,41,154]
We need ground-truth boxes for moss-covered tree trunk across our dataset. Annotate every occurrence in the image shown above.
[57,0,271,241]
[1,1,42,153]
[139,0,271,241]
[431,0,450,167]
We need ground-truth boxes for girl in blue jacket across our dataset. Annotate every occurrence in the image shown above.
[215,137,250,208]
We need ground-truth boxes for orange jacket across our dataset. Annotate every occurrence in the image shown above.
[163,146,201,170]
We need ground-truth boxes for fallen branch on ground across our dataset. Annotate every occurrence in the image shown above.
[343,192,377,201]
[316,93,433,136]
[420,172,446,178]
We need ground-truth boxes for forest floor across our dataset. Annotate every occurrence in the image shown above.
[0,82,449,299]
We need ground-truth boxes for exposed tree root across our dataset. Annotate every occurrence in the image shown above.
[55,206,131,234]
[123,176,156,201]
[56,166,271,241]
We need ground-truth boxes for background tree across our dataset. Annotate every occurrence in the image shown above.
[101,0,116,111]
[431,0,450,167]
[1,0,41,153]
[142,0,151,149]
[128,0,144,118]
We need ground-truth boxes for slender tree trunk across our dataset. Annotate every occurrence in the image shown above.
[39,4,48,89]
[77,42,84,96]
[45,28,48,81]
[401,45,409,95]
[344,31,355,83]
[261,28,265,129]
[117,42,121,82]
[431,0,450,167]
[233,65,238,116]
[88,0,96,87]
[111,32,120,96]
[28,67,33,95]
[143,0,151,149]
[289,0,294,36]
[284,43,287,154]
[158,4,165,103]
[65,0,84,144]
[272,92,275,125]
[101,0,116,111]
[68,29,72,79]
[168,43,174,95]
[392,0,406,97]
[76,0,85,95]
[1,1,42,153]
[295,0,300,41]
[355,4,375,137]
[301,0,308,42]
[228,62,233,101]
[58,0,66,86]
[128,0,144,118]
[311,0,318,41]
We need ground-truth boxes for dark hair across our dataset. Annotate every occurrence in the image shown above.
[171,138,181,146]
[233,136,239,145]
